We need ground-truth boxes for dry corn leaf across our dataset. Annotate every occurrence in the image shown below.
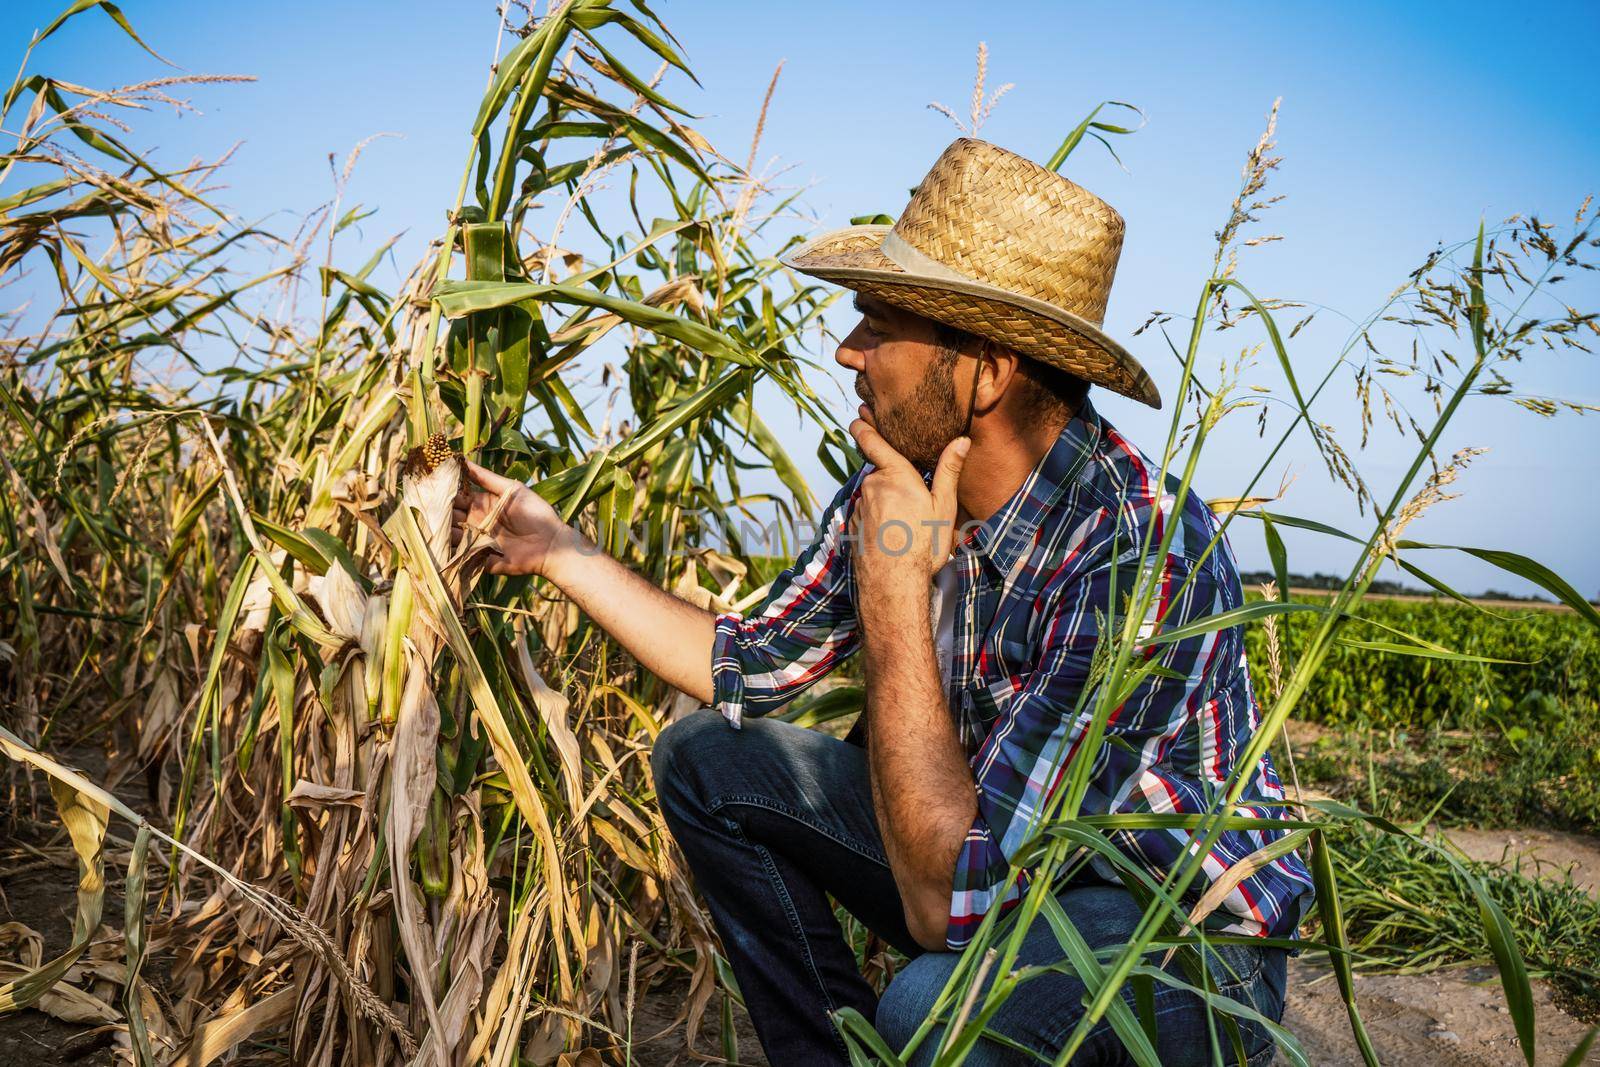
[1160,827,1314,967]
[173,986,294,1066]
[0,776,109,1014]
[0,923,43,969]
[590,816,656,876]
[393,498,581,1001]
[512,619,583,812]
[286,780,367,809]
[388,666,446,1044]
[0,963,121,1024]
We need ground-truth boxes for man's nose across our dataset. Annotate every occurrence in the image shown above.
[835,325,866,372]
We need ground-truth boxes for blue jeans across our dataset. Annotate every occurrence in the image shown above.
[651,709,1286,1066]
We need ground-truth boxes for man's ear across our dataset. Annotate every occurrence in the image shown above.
[974,339,1021,409]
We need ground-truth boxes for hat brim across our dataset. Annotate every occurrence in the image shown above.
[781,225,1160,409]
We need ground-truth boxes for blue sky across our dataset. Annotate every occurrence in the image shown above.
[7,0,1598,598]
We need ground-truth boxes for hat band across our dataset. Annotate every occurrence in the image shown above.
[879,231,974,285]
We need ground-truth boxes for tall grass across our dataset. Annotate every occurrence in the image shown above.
[1,4,1597,1067]
[1325,814,1600,1023]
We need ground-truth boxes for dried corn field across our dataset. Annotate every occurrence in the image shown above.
[4,3,1600,1066]
[0,2,849,1062]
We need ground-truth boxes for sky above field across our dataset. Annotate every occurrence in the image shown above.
[7,0,1599,599]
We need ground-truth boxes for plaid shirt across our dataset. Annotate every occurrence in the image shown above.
[710,398,1315,950]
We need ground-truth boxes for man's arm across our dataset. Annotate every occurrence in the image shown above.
[859,572,978,951]
[455,460,864,721]
[454,462,716,704]
[846,422,977,951]
[543,525,718,705]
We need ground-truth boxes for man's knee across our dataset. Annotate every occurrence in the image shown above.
[874,961,947,1058]
[649,706,725,816]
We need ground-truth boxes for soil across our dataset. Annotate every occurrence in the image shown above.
[1279,960,1598,1066]
[1440,828,1600,896]
[627,973,765,1067]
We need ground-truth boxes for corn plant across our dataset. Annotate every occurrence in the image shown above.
[1,1,844,1061]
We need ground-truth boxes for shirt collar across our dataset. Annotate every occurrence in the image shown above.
[961,396,1103,578]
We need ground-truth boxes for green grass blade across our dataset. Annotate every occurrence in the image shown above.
[1561,1027,1597,1067]
[1334,637,1525,664]
[1145,600,1330,645]
[1126,963,1312,1067]
[1035,893,1164,1067]
[21,0,171,72]
[1393,541,1600,629]
[1477,892,1536,1065]
[831,1006,906,1066]
[1309,829,1381,1067]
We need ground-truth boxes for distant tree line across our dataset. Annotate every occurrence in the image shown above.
[1235,570,1581,604]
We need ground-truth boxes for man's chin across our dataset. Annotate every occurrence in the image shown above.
[893,438,940,473]
[906,440,956,474]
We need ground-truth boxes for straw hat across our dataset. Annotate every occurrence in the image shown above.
[781,137,1159,408]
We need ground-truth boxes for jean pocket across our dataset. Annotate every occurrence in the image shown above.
[1216,945,1284,1064]
[1209,942,1265,995]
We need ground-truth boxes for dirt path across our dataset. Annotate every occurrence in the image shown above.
[1279,960,1597,1066]
[1276,824,1600,1065]
[1441,828,1600,896]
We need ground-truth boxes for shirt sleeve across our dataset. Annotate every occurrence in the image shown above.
[946,544,1223,949]
[710,468,866,728]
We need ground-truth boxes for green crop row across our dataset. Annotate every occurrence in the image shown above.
[1243,593,1600,732]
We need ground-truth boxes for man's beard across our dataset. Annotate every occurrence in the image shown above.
[857,356,966,472]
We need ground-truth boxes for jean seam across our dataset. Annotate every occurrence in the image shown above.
[731,816,852,1062]
[710,792,893,869]
[1200,953,1273,1063]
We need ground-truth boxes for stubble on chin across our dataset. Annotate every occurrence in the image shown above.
[874,362,963,473]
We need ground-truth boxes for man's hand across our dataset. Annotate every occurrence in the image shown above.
[451,460,570,577]
[450,459,718,703]
[847,420,970,622]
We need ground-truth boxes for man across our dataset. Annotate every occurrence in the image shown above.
[455,139,1313,1065]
